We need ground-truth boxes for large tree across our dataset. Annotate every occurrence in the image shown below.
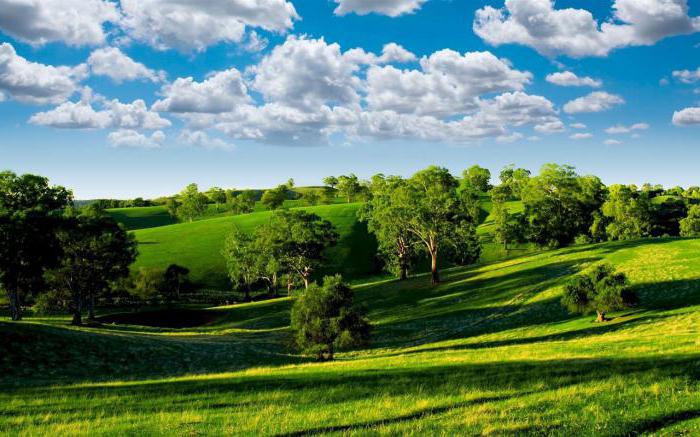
[336,174,362,203]
[521,164,605,247]
[360,175,418,280]
[261,183,289,210]
[680,205,700,237]
[400,166,479,284]
[177,183,208,222]
[265,210,338,289]
[463,165,491,192]
[228,190,257,214]
[498,165,531,200]
[0,172,72,320]
[290,275,370,361]
[222,227,260,301]
[48,213,137,325]
[602,185,653,241]
[562,264,636,322]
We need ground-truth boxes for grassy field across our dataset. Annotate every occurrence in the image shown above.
[2,237,700,435]
[132,202,379,289]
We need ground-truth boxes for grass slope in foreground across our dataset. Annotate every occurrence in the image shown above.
[132,202,378,289]
[2,238,700,435]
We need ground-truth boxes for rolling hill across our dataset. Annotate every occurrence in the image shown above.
[2,237,700,434]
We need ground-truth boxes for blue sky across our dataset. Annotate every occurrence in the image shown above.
[1,0,700,199]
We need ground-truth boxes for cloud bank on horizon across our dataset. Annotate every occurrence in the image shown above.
[1,0,699,152]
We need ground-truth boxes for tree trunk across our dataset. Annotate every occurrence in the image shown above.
[430,250,439,285]
[8,288,21,321]
[71,293,83,326]
[596,310,605,323]
[287,278,293,294]
[399,263,408,280]
[302,276,310,290]
[272,273,278,297]
[87,293,96,321]
[244,284,251,302]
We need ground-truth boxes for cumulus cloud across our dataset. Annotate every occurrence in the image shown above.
[108,129,165,148]
[570,122,587,129]
[473,0,700,58]
[673,107,700,126]
[88,47,165,83]
[30,91,170,130]
[119,0,299,52]
[0,0,119,46]
[153,69,250,114]
[570,132,593,140]
[365,50,532,116]
[178,129,235,150]
[604,139,623,145]
[605,122,649,134]
[546,71,602,87]
[563,91,625,114]
[345,43,417,65]
[673,68,700,83]
[0,42,86,105]
[334,0,427,17]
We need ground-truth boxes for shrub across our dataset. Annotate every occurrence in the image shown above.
[290,275,370,361]
[562,264,637,322]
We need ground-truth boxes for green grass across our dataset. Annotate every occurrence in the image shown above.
[132,202,378,289]
[2,237,700,435]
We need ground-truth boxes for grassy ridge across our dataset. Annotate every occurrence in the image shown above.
[132,203,378,289]
[2,238,700,434]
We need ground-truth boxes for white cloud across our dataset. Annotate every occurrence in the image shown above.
[108,129,165,149]
[570,132,593,140]
[30,92,170,130]
[119,0,299,52]
[673,107,700,126]
[473,0,700,58]
[179,129,235,150]
[153,69,250,114]
[563,91,625,114]
[251,36,363,110]
[605,122,649,134]
[241,31,269,53]
[497,132,524,143]
[546,71,602,87]
[365,50,532,116]
[334,0,427,17]
[673,68,700,83]
[0,42,86,104]
[0,0,119,46]
[604,139,623,145]
[88,47,165,83]
[570,123,587,129]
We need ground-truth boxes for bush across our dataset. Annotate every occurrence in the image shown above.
[290,275,370,361]
[33,289,71,315]
[561,264,637,322]
[574,234,593,245]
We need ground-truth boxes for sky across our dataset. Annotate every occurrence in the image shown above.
[1,0,700,199]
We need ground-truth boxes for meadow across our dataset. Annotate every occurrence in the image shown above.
[2,237,700,435]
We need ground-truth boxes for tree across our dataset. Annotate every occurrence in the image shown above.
[222,227,259,301]
[457,179,482,224]
[602,185,653,241]
[177,183,208,222]
[162,264,191,302]
[261,184,289,210]
[130,268,164,305]
[399,166,479,284]
[680,205,700,237]
[561,264,636,322]
[463,165,491,192]
[165,197,180,219]
[47,214,137,325]
[322,176,338,189]
[0,172,72,320]
[304,191,321,206]
[360,175,418,280]
[336,174,361,203]
[521,164,605,247]
[499,165,531,200]
[652,196,687,237]
[228,190,256,214]
[266,210,338,289]
[206,187,226,212]
[492,197,511,249]
[290,275,370,361]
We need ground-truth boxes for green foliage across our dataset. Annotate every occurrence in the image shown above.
[561,263,636,321]
[498,165,531,200]
[47,214,137,325]
[227,190,256,214]
[651,196,687,237]
[206,187,226,211]
[129,268,165,304]
[522,164,605,247]
[222,228,259,301]
[290,275,370,361]
[322,176,338,188]
[161,264,191,302]
[261,184,289,210]
[336,174,362,202]
[303,191,320,206]
[602,185,653,241]
[680,205,700,237]
[177,183,208,222]
[462,165,491,192]
[0,171,72,320]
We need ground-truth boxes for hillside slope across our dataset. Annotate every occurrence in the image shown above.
[2,238,700,435]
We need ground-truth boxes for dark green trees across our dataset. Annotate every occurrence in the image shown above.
[261,183,290,210]
[601,185,653,240]
[49,214,137,325]
[0,172,72,320]
[290,275,370,361]
[680,205,700,237]
[562,264,636,322]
